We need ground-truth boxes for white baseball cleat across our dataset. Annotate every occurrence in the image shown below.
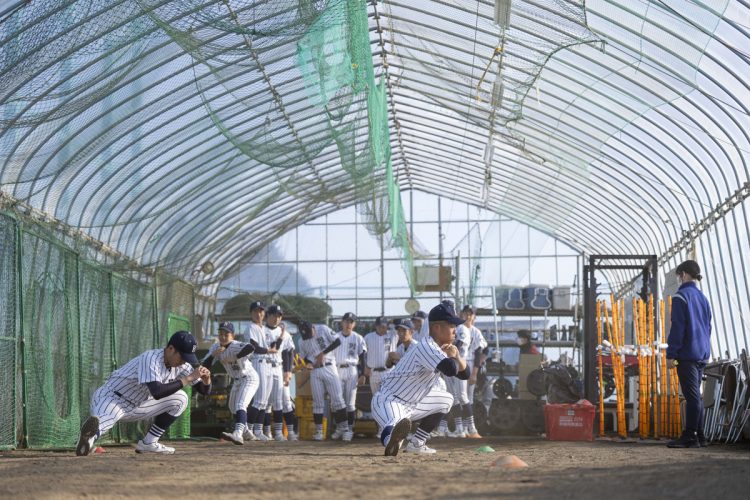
[287,431,299,441]
[403,442,437,454]
[331,426,347,440]
[221,429,244,445]
[274,433,286,442]
[135,440,175,454]
[342,430,354,442]
[431,428,447,438]
[243,428,257,441]
[384,418,412,457]
[76,416,99,456]
[254,432,271,442]
[447,429,467,438]
[312,431,324,441]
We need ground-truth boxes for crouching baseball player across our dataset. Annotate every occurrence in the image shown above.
[372,301,469,456]
[75,331,211,456]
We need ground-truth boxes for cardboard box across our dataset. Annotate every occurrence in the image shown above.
[518,353,543,399]
[295,370,312,397]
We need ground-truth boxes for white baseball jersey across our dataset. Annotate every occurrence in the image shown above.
[299,324,339,364]
[242,323,268,353]
[378,336,449,405]
[454,325,472,359]
[364,331,398,369]
[334,331,366,366]
[205,341,255,378]
[395,339,419,358]
[204,341,259,413]
[466,325,488,366]
[99,349,195,407]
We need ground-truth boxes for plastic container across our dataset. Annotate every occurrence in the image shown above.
[544,400,596,441]
[297,416,327,440]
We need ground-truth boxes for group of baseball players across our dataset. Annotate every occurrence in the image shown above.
[75,297,486,456]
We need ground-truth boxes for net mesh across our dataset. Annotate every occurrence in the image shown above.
[20,231,82,449]
[0,214,18,449]
[0,0,412,287]
[0,208,194,449]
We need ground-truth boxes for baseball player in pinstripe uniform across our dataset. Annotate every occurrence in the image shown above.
[264,305,295,441]
[442,305,472,437]
[245,301,283,441]
[372,300,469,456]
[462,305,488,438]
[410,310,429,343]
[298,321,350,441]
[332,312,366,441]
[385,318,418,368]
[364,317,397,395]
[278,322,299,440]
[201,321,270,445]
[75,331,211,456]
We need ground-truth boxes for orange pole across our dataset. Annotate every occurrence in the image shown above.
[596,300,605,437]
[610,296,626,437]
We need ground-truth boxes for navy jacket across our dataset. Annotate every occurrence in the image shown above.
[667,282,712,361]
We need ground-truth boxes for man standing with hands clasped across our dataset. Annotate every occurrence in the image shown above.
[666,259,712,448]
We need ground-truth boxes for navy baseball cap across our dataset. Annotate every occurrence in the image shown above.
[394,318,414,330]
[168,331,199,366]
[428,300,465,326]
[342,312,357,322]
[249,300,265,312]
[411,310,427,320]
[218,321,234,333]
[299,321,313,339]
[375,316,388,326]
[461,304,476,314]
[267,304,283,316]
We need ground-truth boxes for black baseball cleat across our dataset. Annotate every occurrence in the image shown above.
[76,416,100,456]
[697,433,708,447]
[384,418,411,457]
[667,431,700,449]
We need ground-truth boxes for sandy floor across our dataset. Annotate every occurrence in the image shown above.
[1,436,748,499]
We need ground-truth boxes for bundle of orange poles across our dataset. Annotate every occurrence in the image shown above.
[606,295,627,438]
[597,295,683,439]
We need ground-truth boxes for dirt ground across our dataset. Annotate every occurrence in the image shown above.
[1,436,748,499]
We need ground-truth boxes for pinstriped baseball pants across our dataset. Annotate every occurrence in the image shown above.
[371,387,453,431]
[228,372,259,413]
[338,366,359,412]
[251,359,274,411]
[270,365,294,412]
[90,386,188,437]
[310,365,346,414]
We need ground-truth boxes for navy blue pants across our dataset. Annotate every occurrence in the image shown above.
[676,360,706,433]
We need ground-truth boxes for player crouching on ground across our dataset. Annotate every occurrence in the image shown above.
[372,300,469,456]
[76,331,211,456]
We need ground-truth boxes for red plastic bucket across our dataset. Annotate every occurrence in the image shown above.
[544,400,596,441]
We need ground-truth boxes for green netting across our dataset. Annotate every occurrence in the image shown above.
[166,314,191,440]
[20,231,82,449]
[0,206,197,449]
[0,214,18,450]
[112,274,157,443]
[78,262,116,445]
[156,274,195,342]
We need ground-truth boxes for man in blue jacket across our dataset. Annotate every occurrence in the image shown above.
[666,260,712,448]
